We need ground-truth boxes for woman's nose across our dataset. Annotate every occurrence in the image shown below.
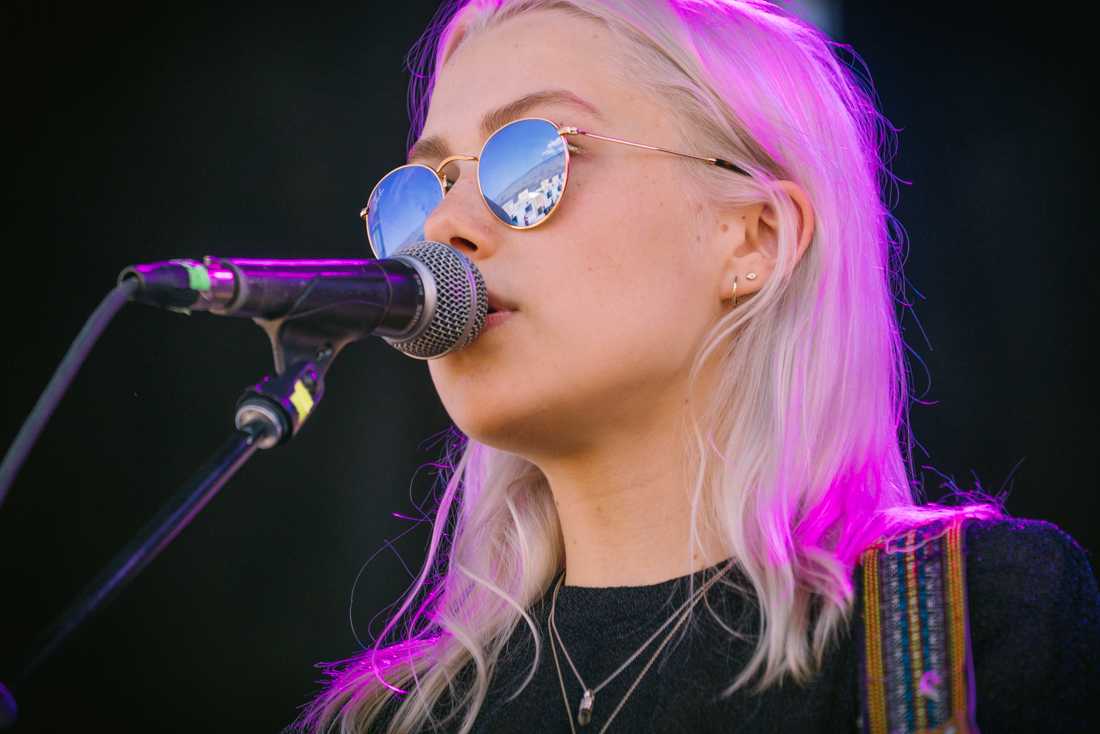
[422,169,498,260]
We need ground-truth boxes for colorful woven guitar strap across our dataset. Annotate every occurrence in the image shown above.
[858,517,979,734]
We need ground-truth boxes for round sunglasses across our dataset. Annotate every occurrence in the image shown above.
[360,116,751,259]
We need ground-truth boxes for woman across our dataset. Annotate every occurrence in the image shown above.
[293,1,1099,732]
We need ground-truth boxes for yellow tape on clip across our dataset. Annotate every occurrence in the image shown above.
[290,380,315,421]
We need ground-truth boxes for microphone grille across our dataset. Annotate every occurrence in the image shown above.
[383,241,487,359]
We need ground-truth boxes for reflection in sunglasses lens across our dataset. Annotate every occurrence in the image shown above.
[480,119,567,228]
[367,165,443,257]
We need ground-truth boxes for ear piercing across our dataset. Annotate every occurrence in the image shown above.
[732,272,758,302]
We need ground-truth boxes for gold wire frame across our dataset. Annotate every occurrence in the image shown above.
[359,117,750,257]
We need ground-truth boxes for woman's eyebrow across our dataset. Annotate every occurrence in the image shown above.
[406,89,603,164]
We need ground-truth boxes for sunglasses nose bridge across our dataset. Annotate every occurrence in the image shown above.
[435,154,479,192]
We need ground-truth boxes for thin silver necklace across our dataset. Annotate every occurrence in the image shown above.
[547,568,726,733]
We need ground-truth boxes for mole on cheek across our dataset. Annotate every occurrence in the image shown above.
[720,223,729,232]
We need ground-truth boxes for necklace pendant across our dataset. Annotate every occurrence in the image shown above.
[577,688,595,726]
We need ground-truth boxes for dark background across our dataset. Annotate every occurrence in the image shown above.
[0,2,1094,731]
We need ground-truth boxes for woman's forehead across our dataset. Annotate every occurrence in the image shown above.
[422,10,626,138]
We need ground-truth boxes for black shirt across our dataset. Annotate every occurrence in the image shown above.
[391,519,1100,733]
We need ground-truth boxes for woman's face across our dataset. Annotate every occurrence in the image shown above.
[421,9,730,459]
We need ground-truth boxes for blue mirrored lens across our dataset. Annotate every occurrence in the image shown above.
[366,165,443,257]
[479,119,566,228]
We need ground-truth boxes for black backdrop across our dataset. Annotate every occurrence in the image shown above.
[1,2,1095,731]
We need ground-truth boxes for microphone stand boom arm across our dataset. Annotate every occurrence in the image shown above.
[0,261,385,728]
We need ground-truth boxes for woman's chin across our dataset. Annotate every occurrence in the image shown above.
[440,399,555,456]
[429,367,597,456]
[449,409,535,453]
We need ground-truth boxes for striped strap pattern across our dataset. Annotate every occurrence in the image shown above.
[858,517,979,734]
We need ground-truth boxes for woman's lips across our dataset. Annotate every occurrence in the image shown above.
[484,310,515,330]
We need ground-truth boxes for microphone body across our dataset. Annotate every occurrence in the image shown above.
[118,242,488,360]
[121,257,423,337]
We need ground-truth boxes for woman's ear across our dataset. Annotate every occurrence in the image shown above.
[716,180,815,301]
[781,180,816,263]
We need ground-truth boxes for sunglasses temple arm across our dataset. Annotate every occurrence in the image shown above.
[563,128,749,176]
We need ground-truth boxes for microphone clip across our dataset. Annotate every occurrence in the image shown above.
[235,317,340,449]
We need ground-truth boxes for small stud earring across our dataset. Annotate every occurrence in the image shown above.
[746,272,757,280]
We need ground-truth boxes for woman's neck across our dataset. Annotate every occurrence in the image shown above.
[533,412,728,589]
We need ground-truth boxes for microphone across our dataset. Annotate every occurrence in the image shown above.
[118,241,488,360]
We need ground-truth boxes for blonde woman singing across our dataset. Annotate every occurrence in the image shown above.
[292,2,1100,732]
